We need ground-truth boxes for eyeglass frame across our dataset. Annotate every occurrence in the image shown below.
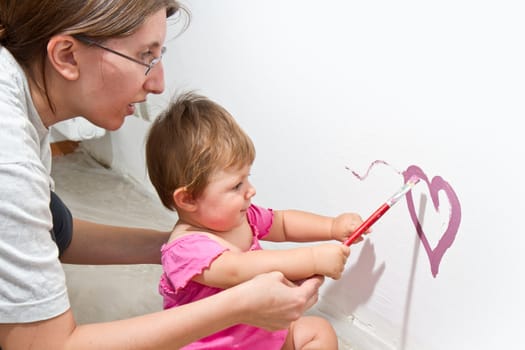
[74,35,166,76]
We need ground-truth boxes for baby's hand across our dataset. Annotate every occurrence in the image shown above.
[331,212,368,243]
[310,244,350,279]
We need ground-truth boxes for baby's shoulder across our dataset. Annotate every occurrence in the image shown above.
[168,226,243,252]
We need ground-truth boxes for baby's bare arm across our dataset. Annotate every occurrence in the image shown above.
[194,243,349,288]
[266,210,364,243]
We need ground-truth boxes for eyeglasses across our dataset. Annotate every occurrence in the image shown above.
[75,35,166,76]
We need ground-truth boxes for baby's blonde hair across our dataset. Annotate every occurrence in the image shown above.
[146,92,256,210]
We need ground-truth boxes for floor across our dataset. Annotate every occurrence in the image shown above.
[51,148,352,348]
[52,148,177,324]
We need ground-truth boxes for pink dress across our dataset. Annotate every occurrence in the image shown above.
[159,204,288,349]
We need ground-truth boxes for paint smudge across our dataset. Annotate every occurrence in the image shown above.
[346,161,461,278]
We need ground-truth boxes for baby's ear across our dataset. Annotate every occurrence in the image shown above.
[173,187,197,212]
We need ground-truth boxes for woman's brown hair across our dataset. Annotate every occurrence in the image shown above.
[0,0,187,109]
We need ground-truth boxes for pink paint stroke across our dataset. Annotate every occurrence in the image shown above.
[403,165,461,278]
[346,161,462,278]
[345,160,401,180]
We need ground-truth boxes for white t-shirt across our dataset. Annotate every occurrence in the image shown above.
[0,46,70,322]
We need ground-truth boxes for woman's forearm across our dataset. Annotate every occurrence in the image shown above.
[60,218,171,264]
[1,290,243,350]
[0,272,322,350]
[68,289,243,350]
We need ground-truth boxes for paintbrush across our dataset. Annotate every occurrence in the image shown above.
[344,175,420,246]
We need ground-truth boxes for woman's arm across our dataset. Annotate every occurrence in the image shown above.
[0,272,323,350]
[60,218,171,264]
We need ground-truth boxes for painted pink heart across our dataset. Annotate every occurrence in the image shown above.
[403,165,461,278]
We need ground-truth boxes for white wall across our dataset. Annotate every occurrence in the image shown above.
[85,1,525,348]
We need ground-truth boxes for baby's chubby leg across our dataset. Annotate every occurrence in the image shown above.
[281,315,338,350]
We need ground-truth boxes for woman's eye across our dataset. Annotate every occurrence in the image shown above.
[140,50,154,62]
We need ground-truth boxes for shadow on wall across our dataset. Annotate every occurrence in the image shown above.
[322,239,385,315]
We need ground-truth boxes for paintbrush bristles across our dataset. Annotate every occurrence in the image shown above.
[407,175,421,186]
[387,176,420,206]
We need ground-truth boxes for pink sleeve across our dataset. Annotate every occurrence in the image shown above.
[247,204,274,239]
[161,234,228,291]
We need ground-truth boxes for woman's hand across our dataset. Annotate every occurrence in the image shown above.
[237,272,324,331]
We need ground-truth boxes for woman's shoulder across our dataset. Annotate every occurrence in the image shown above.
[0,46,27,88]
[0,46,38,130]
[0,49,48,167]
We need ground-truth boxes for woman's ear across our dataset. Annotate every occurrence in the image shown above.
[173,187,197,212]
[46,35,80,81]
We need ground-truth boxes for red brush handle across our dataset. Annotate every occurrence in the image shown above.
[344,203,391,246]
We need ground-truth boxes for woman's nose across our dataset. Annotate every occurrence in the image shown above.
[144,64,165,94]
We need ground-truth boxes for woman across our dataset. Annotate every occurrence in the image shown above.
[0,1,324,349]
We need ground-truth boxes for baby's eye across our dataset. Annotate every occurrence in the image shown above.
[233,182,243,191]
